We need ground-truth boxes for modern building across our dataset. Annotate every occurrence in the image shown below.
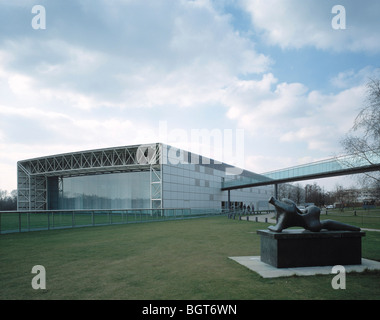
[17,143,273,212]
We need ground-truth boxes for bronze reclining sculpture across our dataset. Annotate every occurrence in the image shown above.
[268,197,360,233]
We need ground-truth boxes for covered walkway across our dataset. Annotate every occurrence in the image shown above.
[222,149,380,191]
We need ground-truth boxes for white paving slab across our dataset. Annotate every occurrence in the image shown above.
[229,256,380,278]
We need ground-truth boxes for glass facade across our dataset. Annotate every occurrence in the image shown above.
[21,143,275,212]
[162,163,273,211]
[48,171,150,210]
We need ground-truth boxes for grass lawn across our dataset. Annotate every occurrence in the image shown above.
[322,208,380,230]
[1,216,380,300]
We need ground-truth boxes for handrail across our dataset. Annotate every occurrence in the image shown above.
[0,208,226,235]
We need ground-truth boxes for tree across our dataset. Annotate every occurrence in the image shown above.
[304,183,325,206]
[293,183,304,205]
[0,189,17,211]
[278,183,305,204]
[333,184,347,211]
[340,78,380,187]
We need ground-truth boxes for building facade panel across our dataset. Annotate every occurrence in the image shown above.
[17,143,273,212]
[160,143,273,211]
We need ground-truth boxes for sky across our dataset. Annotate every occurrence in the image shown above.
[0,0,380,192]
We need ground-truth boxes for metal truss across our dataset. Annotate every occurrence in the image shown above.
[17,164,47,211]
[17,143,162,211]
[18,143,161,177]
[150,163,162,210]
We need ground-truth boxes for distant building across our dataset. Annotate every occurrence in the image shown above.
[333,187,379,208]
[17,143,273,212]
[356,188,377,203]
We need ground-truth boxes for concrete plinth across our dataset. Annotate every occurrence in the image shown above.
[257,229,366,268]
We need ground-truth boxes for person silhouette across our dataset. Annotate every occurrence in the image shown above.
[268,197,360,233]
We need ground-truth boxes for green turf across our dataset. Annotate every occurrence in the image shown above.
[322,208,380,230]
[1,216,380,300]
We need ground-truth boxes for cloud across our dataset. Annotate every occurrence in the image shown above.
[0,0,272,150]
[241,0,380,53]
[330,66,380,89]
[221,71,367,156]
[0,0,272,111]
[222,74,309,133]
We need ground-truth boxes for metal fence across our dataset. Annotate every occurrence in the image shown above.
[0,208,225,234]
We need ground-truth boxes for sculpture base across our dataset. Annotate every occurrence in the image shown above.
[257,229,366,268]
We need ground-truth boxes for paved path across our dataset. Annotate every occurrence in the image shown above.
[241,213,276,224]
[361,228,380,232]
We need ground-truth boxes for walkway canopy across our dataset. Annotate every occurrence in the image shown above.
[222,149,380,191]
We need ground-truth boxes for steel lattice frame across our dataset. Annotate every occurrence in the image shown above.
[17,143,162,211]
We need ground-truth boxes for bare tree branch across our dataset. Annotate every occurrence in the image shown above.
[339,78,380,186]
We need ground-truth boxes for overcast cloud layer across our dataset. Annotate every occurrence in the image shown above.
[1,0,380,191]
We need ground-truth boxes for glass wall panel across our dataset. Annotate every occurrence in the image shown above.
[54,171,150,210]
[47,177,59,210]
